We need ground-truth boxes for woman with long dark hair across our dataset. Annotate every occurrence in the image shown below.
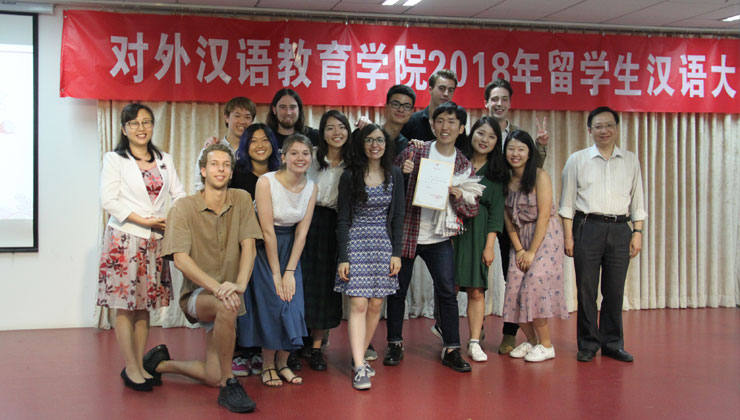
[453,116,506,362]
[335,124,404,390]
[301,110,353,371]
[98,103,185,391]
[502,130,568,363]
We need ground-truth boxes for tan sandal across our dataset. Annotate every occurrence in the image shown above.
[261,368,282,387]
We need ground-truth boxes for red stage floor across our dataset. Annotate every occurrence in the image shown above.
[1,308,738,419]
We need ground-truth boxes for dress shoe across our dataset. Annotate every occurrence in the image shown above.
[121,368,153,392]
[602,348,634,362]
[577,350,596,362]
[287,352,302,371]
[309,348,327,371]
[143,344,170,385]
[383,343,404,366]
[442,348,471,372]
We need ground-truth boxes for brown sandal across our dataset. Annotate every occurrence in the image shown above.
[277,366,303,385]
[261,368,282,387]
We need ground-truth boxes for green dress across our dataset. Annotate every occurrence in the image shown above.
[453,163,505,290]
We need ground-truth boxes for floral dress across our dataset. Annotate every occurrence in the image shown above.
[97,166,172,310]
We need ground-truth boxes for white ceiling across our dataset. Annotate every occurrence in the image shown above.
[32,0,740,31]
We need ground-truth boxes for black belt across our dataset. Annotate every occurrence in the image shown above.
[575,211,629,223]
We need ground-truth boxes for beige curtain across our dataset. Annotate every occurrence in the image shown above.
[95,100,739,328]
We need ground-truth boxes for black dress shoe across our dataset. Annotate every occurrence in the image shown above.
[442,349,471,372]
[287,352,302,371]
[576,350,596,362]
[309,348,327,371]
[383,343,404,366]
[218,378,256,413]
[602,348,634,362]
[143,344,170,385]
[121,368,153,392]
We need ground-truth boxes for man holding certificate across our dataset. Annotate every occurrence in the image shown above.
[385,102,479,372]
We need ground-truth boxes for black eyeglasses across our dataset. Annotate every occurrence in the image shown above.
[389,100,413,112]
[364,137,386,145]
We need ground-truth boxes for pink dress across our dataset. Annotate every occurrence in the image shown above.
[97,166,173,311]
[502,189,568,323]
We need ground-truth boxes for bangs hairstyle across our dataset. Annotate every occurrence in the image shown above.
[223,97,257,127]
[266,88,306,133]
[317,110,352,171]
[350,124,394,206]
[115,103,162,163]
[468,116,506,183]
[279,133,313,170]
[198,143,234,185]
[503,130,540,194]
[235,123,281,173]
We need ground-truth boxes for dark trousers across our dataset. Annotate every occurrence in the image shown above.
[386,240,461,348]
[573,214,632,353]
[498,234,520,336]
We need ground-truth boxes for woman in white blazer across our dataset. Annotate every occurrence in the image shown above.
[97,103,185,391]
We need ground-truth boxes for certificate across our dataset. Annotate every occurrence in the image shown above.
[412,158,454,211]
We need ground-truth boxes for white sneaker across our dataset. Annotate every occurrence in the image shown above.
[467,341,488,362]
[509,342,534,359]
[524,344,555,362]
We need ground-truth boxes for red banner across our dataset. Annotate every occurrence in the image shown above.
[60,10,739,113]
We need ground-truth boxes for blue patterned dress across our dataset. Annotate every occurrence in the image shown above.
[334,183,398,297]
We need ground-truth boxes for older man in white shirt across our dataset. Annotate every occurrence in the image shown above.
[559,106,646,363]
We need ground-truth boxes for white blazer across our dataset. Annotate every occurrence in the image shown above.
[100,151,186,239]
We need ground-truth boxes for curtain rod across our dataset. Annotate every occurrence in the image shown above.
[56,1,739,38]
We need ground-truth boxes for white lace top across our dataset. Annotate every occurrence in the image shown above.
[262,171,314,226]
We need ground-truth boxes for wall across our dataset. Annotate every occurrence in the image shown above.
[0,9,100,329]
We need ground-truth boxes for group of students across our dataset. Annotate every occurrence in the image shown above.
[97,70,644,414]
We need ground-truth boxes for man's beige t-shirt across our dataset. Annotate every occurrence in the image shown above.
[162,188,262,323]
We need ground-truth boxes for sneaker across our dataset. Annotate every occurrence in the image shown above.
[498,334,517,355]
[364,344,378,361]
[509,342,534,359]
[352,360,375,377]
[249,354,263,375]
[352,365,371,390]
[383,343,404,366]
[467,340,488,362]
[231,357,251,377]
[218,378,256,413]
[524,344,556,362]
[442,348,472,372]
[309,348,327,371]
[430,324,443,342]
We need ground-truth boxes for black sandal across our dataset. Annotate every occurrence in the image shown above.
[277,366,303,385]
[261,368,282,387]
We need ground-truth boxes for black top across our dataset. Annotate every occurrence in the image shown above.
[274,127,321,149]
[229,169,259,199]
[336,166,405,262]
[400,107,436,142]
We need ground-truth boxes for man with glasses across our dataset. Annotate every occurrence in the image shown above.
[401,69,458,142]
[383,84,416,156]
[559,106,646,363]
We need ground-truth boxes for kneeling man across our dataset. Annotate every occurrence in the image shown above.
[145,143,263,413]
